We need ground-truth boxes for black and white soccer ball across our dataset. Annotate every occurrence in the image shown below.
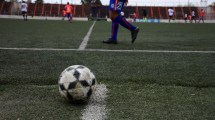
[58,65,96,102]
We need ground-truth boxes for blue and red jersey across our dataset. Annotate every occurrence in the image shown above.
[109,0,128,13]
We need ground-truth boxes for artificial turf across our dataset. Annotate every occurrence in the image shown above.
[0,19,215,119]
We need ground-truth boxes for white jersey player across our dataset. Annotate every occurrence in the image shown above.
[21,1,28,21]
[168,7,174,23]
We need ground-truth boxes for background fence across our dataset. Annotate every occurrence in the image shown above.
[0,1,214,20]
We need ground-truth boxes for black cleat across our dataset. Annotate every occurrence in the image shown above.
[103,38,118,44]
[131,27,139,43]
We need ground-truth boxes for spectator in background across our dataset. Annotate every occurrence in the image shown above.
[65,2,73,22]
[191,10,196,23]
[199,9,205,23]
[142,8,147,22]
[21,1,28,21]
[168,7,174,23]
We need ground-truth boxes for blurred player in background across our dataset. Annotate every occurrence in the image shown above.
[199,9,205,23]
[65,2,73,22]
[142,8,147,22]
[188,14,192,23]
[168,7,174,23]
[191,10,196,23]
[103,0,139,44]
[62,9,66,20]
[21,1,28,21]
[133,12,137,22]
[184,12,188,23]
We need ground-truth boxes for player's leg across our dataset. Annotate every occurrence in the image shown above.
[25,12,27,21]
[103,21,119,44]
[69,13,72,22]
[110,11,139,43]
[22,11,25,20]
[66,13,70,21]
[103,12,119,44]
[103,0,120,44]
[63,14,66,20]
[110,11,136,31]
[198,17,202,23]
[111,21,119,41]
[104,0,139,44]
[192,16,195,23]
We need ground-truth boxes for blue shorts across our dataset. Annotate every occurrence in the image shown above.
[66,13,72,18]
[109,0,126,13]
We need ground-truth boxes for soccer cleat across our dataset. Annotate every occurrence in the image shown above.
[103,38,118,44]
[131,27,139,43]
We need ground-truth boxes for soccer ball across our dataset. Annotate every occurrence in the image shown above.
[58,65,96,102]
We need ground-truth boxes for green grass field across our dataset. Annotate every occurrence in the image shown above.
[0,19,215,120]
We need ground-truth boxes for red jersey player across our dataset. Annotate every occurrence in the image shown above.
[65,2,73,22]
[199,9,205,23]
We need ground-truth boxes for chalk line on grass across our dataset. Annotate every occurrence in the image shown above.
[0,47,215,54]
[78,21,96,50]
[81,84,108,120]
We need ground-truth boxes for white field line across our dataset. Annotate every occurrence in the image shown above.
[85,49,215,54]
[0,47,77,51]
[78,21,96,50]
[81,84,108,120]
[0,47,215,54]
